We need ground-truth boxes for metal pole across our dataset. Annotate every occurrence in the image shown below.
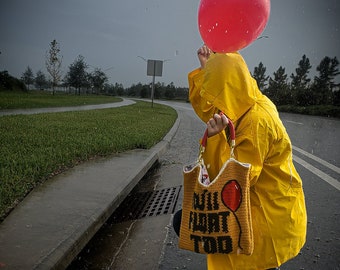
[151,75,155,108]
[151,61,155,108]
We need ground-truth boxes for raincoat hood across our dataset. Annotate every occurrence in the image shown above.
[201,52,260,122]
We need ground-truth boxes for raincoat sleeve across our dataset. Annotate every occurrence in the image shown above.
[188,68,217,123]
[188,68,229,180]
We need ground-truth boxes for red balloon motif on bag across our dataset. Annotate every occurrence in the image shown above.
[221,180,242,212]
[198,0,270,53]
[222,179,244,250]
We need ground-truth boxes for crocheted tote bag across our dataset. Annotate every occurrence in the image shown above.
[179,119,253,255]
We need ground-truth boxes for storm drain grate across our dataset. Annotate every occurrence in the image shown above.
[139,186,182,219]
[110,186,181,224]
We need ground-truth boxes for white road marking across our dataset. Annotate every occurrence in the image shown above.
[293,155,340,191]
[293,146,340,174]
[285,120,304,125]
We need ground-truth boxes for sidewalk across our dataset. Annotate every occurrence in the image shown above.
[0,102,180,270]
[0,98,135,116]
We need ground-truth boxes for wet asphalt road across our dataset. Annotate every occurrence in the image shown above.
[67,101,340,270]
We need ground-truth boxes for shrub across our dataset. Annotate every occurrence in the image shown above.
[0,71,27,92]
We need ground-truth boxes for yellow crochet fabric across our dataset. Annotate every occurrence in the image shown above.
[179,158,253,255]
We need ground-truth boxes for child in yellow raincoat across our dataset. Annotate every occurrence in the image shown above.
[186,45,307,270]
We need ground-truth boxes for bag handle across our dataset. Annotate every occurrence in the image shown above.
[199,113,235,160]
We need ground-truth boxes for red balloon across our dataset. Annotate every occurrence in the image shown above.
[221,180,242,212]
[198,0,270,53]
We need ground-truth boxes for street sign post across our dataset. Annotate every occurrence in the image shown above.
[147,60,163,107]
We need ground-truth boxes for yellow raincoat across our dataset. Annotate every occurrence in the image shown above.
[188,53,307,270]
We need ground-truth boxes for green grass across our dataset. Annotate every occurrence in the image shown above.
[0,101,177,221]
[0,91,122,109]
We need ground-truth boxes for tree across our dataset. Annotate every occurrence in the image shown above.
[333,89,340,106]
[105,82,125,96]
[35,70,48,90]
[312,56,339,105]
[290,55,312,106]
[291,55,312,90]
[127,83,143,97]
[66,55,88,95]
[252,62,269,91]
[21,66,34,90]
[140,85,149,98]
[89,68,108,94]
[1,71,26,91]
[174,86,189,100]
[45,39,63,95]
[165,82,176,99]
[114,83,125,96]
[154,82,165,99]
[265,66,290,105]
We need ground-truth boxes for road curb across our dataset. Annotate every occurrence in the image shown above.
[44,115,181,269]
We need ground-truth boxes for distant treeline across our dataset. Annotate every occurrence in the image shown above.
[1,51,339,117]
[252,55,339,107]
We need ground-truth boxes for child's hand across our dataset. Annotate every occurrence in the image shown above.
[207,113,229,137]
[197,45,211,69]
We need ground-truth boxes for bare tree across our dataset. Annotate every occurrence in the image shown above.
[45,39,62,95]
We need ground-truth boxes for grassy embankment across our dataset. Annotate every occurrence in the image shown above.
[0,91,177,221]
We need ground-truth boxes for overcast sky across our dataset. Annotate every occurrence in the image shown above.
[1,0,339,88]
